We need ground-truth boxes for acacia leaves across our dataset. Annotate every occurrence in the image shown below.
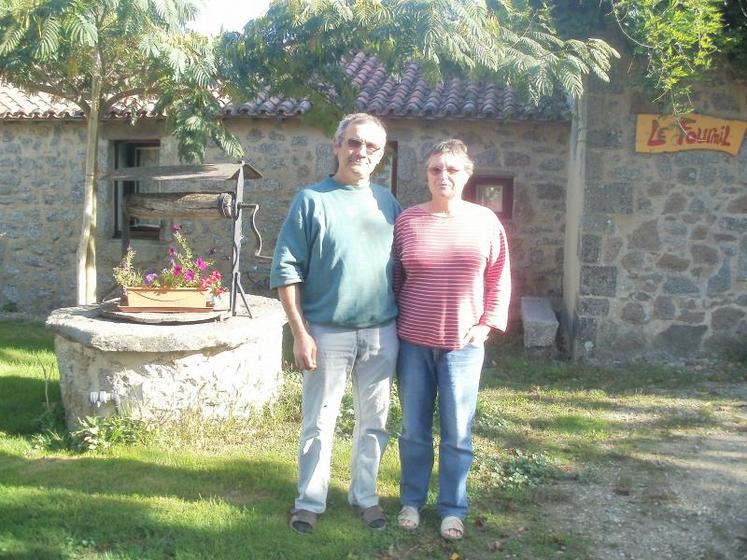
[218,0,620,126]
[0,0,242,163]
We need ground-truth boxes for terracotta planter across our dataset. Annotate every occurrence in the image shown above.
[121,287,212,312]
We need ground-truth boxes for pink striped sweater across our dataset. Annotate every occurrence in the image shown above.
[393,203,511,349]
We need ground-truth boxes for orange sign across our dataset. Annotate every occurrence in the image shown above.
[635,113,747,156]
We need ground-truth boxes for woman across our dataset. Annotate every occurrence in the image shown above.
[393,139,511,540]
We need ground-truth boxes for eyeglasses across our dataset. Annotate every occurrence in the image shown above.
[427,165,465,176]
[346,137,383,155]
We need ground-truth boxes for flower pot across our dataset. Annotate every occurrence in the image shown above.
[121,287,213,312]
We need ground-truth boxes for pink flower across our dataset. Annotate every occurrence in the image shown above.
[211,270,222,281]
[168,246,177,256]
[199,278,210,290]
[171,224,182,233]
[172,264,183,276]
[195,257,207,271]
[184,269,195,282]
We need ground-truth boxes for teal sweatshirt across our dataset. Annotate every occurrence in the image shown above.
[270,177,402,328]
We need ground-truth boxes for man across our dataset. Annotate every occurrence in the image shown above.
[270,113,401,535]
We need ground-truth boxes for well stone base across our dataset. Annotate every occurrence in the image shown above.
[46,296,286,429]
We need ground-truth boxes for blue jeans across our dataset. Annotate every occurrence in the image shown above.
[295,321,398,514]
[397,339,485,519]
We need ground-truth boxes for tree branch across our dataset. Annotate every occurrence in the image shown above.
[609,0,656,49]
[101,87,147,112]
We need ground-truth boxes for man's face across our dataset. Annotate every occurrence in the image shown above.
[332,121,386,184]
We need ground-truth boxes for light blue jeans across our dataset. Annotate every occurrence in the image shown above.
[295,321,398,514]
[397,339,485,519]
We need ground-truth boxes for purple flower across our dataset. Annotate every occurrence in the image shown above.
[144,272,158,285]
[195,257,207,271]
[171,224,182,233]
[168,246,177,256]
[184,269,195,282]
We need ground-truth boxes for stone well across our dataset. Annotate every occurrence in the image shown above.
[46,295,286,429]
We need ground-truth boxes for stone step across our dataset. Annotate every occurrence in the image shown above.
[520,296,559,348]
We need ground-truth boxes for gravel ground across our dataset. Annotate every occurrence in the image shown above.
[545,384,747,560]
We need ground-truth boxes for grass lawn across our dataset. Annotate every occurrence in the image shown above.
[0,317,744,559]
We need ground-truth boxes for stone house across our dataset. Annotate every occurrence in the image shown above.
[1,52,745,363]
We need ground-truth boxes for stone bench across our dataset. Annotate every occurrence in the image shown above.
[520,296,559,348]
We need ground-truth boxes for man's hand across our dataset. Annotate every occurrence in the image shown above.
[277,283,318,371]
[294,330,318,371]
[463,324,491,347]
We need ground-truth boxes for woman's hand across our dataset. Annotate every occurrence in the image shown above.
[463,324,491,347]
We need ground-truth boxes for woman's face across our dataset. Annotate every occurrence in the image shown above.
[426,152,471,202]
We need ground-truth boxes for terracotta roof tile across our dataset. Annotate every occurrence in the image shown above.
[1,53,570,122]
[344,52,570,120]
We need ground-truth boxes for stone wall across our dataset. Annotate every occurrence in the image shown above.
[1,116,569,327]
[0,121,87,310]
[569,72,747,362]
[4,87,743,363]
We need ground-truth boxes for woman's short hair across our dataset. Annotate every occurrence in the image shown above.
[333,113,387,146]
[426,139,474,175]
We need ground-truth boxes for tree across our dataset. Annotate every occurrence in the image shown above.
[549,0,747,112]
[599,0,730,110]
[0,0,242,304]
[217,0,620,130]
[220,0,747,120]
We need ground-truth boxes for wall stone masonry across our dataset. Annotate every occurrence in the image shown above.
[568,67,747,362]
[1,118,570,335]
[2,70,744,363]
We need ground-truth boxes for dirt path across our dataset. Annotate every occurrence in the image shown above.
[545,385,747,560]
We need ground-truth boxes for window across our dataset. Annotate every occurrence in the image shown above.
[371,141,398,196]
[464,175,513,220]
[113,140,161,239]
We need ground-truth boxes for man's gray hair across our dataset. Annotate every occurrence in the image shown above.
[426,139,475,175]
[333,113,387,146]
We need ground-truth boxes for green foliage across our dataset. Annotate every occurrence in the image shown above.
[1,320,745,559]
[545,0,747,112]
[0,0,243,303]
[610,0,728,111]
[721,0,747,69]
[217,0,620,133]
[70,415,155,452]
[0,0,242,164]
[474,448,560,491]
[0,301,18,313]
[112,247,144,288]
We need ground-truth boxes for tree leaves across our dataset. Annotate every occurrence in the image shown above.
[66,12,98,47]
[609,0,727,111]
[0,0,239,163]
[221,0,620,121]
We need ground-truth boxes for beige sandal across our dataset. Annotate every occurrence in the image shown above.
[398,506,420,530]
[440,516,464,540]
